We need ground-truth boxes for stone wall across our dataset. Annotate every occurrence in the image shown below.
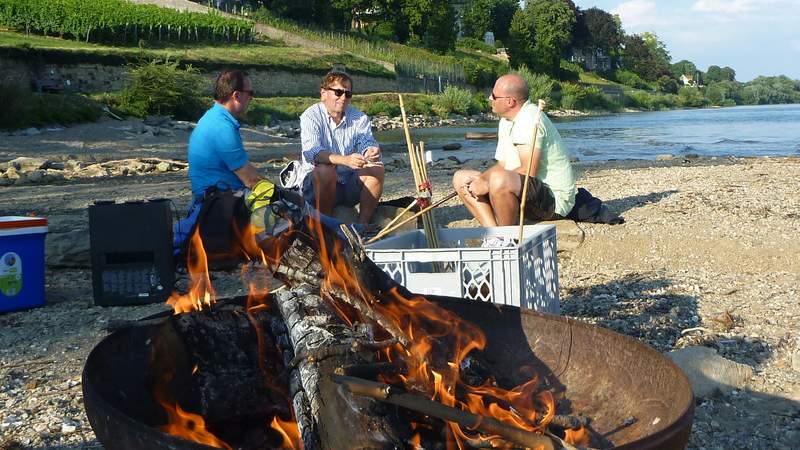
[0,58,398,95]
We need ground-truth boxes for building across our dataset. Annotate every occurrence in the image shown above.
[569,48,612,72]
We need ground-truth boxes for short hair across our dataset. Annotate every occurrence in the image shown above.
[321,71,353,90]
[214,69,249,102]
[504,75,530,102]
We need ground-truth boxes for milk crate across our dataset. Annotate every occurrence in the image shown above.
[365,225,559,314]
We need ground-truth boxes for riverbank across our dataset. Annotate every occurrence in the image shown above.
[0,119,798,449]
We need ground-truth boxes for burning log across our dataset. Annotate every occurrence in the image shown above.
[273,284,406,449]
[148,302,291,427]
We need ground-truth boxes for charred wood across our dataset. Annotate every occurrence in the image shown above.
[274,285,405,449]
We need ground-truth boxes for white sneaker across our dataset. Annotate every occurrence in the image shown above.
[480,236,513,248]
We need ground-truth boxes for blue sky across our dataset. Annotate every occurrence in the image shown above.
[572,0,800,82]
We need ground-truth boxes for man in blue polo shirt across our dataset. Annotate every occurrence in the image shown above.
[188,69,263,197]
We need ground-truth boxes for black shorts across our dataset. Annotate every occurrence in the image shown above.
[518,174,556,222]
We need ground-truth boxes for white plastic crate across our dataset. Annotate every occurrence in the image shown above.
[365,225,559,314]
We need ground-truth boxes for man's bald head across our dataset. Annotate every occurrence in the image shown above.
[497,74,529,103]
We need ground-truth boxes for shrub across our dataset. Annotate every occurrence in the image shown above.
[623,90,677,110]
[362,99,401,117]
[559,60,582,82]
[471,92,490,113]
[513,65,554,103]
[405,95,435,115]
[457,37,496,54]
[0,83,102,130]
[432,85,473,118]
[558,82,587,110]
[677,86,708,108]
[117,59,204,120]
[614,69,650,90]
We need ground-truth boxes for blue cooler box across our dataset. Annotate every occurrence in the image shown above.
[0,216,48,313]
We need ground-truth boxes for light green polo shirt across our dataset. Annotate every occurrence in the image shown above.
[494,101,576,216]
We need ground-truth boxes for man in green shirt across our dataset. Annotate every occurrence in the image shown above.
[452,74,576,226]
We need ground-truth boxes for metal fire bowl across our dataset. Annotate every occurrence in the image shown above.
[83,296,693,450]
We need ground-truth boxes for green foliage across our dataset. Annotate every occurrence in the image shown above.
[401,0,457,53]
[460,57,507,87]
[670,60,697,79]
[361,99,401,117]
[0,0,254,45]
[508,0,583,75]
[461,0,519,43]
[457,37,496,54]
[559,59,582,81]
[677,86,708,108]
[116,59,204,119]
[614,69,650,90]
[657,75,678,94]
[432,85,473,118]
[556,83,617,110]
[740,76,800,104]
[514,65,555,103]
[622,90,677,110]
[573,7,622,53]
[621,34,669,82]
[0,83,102,130]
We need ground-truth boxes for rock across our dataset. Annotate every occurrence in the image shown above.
[47,162,66,170]
[442,143,461,151]
[684,153,700,160]
[667,346,754,397]
[23,127,41,136]
[656,154,675,161]
[172,121,194,131]
[0,178,13,186]
[143,115,171,127]
[155,162,172,172]
[64,160,82,172]
[446,155,464,164]
[4,167,20,180]
[25,170,44,183]
[46,230,91,268]
[82,164,108,178]
[10,157,48,172]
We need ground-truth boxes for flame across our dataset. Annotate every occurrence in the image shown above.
[270,416,302,449]
[166,227,216,314]
[304,215,558,447]
[564,426,590,446]
[159,401,232,449]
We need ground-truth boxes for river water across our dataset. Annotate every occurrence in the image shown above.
[374,104,800,162]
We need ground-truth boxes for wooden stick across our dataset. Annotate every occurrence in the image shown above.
[368,191,458,244]
[333,375,555,450]
[377,198,419,236]
[399,94,421,187]
[518,99,546,244]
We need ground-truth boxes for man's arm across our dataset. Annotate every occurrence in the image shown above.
[514,143,543,178]
[234,162,263,188]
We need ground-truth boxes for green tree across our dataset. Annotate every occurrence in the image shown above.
[621,33,668,81]
[573,7,622,54]
[705,65,722,83]
[529,0,577,75]
[641,32,671,69]
[401,0,456,52]
[720,66,736,81]
[670,60,697,79]
[506,8,536,69]
[657,75,678,94]
[461,0,519,43]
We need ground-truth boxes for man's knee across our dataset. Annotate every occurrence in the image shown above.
[359,165,385,184]
[311,164,337,188]
[487,170,517,194]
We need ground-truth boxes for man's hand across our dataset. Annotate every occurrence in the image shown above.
[463,176,488,198]
[363,146,381,164]
[340,153,368,169]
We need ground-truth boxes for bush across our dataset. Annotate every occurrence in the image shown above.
[623,90,677,110]
[457,37,497,54]
[614,69,650,90]
[471,92,490,113]
[0,83,102,130]
[432,85,473,118]
[362,99,401,117]
[117,59,204,120]
[513,65,554,103]
[559,60,582,82]
[558,82,587,110]
[677,86,708,108]
[405,95,435,115]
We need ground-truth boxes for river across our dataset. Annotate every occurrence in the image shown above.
[374,104,800,162]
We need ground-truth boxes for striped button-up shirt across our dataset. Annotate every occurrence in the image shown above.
[298,103,380,185]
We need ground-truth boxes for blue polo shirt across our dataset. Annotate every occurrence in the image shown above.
[188,103,248,197]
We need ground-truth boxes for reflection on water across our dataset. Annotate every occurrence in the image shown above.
[374,104,800,162]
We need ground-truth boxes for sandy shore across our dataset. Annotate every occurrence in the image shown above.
[0,119,798,449]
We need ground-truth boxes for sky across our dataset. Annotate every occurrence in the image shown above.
[571,0,800,82]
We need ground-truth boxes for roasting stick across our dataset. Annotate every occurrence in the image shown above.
[332,374,556,450]
[414,142,441,250]
[367,191,458,244]
[518,99,547,244]
[399,94,439,250]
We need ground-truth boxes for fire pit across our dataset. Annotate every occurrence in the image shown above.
[83,294,693,450]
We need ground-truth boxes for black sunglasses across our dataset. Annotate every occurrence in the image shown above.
[490,92,512,101]
[326,88,353,98]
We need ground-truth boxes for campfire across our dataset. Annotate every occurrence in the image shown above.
[82,215,694,449]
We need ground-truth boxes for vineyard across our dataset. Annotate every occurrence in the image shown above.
[0,0,254,45]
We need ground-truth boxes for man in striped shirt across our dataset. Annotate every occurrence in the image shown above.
[298,71,384,224]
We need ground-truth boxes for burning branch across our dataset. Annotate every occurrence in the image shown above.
[333,374,556,450]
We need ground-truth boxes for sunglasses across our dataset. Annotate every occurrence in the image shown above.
[326,88,353,98]
[490,92,512,101]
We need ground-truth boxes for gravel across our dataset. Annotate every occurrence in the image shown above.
[0,120,798,449]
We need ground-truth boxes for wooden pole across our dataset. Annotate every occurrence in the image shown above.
[518,99,546,244]
[368,191,458,244]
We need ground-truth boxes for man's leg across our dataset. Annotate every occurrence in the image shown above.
[304,164,338,215]
[357,165,384,223]
[487,169,523,226]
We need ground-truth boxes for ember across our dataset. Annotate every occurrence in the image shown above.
[82,215,694,450]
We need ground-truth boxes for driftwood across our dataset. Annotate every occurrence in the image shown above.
[274,285,405,449]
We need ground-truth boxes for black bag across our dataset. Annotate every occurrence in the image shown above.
[181,187,250,270]
[567,188,625,225]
